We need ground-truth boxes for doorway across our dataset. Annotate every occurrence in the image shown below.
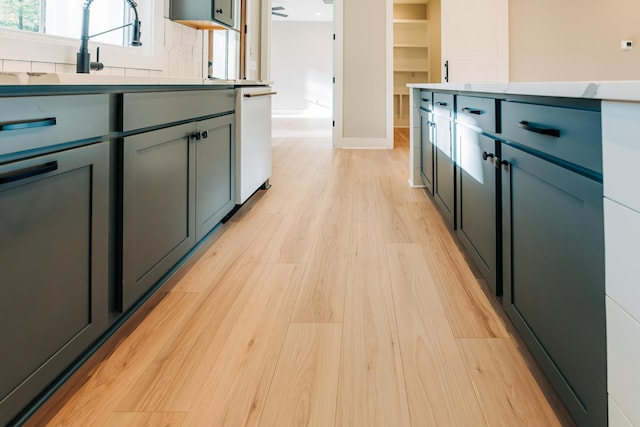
[269,0,334,122]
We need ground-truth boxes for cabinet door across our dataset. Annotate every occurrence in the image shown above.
[501,144,606,427]
[122,123,196,310]
[195,114,236,241]
[419,109,434,195]
[213,0,235,27]
[456,127,499,294]
[441,0,508,82]
[0,143,109,427]
[433,113,455,227]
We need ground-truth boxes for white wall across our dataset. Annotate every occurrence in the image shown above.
[342,0,388,139]
[510,0,640,81]
[335,0,393,148]
[271,21,333,117]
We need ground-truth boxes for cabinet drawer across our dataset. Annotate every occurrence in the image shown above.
[456,95,497,133]
[433,93,454,117]
[419,90,432,112]
[0,94,109,157]
[123,89,235,132]
[502,101,602,174]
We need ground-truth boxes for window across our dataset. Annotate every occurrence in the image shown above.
[211,29,239,79]
[0,0,135,47]
[0,0,42,32]
[0,0,163,71]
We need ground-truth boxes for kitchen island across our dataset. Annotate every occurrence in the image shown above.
[0,76,270,426]
[408,81,640,427]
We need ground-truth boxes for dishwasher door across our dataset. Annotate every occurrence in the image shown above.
[236,86,275,204]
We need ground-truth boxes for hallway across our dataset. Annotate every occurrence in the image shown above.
[27,118,573,426]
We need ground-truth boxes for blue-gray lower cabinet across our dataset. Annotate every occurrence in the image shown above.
[501,143,606,427]
[433,98,455,228]
[122,123,197,310]
[195,114,236,242]
[419,107,434,195]
[456,126,500,294]
[0,142,109,427]
[122,114,236,310]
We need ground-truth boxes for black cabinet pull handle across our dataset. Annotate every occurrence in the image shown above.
[435,102,448,107]
[462,107,483,115]
[444,60,449,82]
[500,160,509,171]
[420,107,432,113]
[216,8,223,13]
[0,117,57,131]
[517,121,560,137]
[191,132,201,141]
[244,92,278,98]
[0,161,58,184]
[202,131,208,139]
[482,151,495,161]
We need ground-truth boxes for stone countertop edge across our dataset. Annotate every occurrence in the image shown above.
[407,81,640,102]
[0,72,271,90]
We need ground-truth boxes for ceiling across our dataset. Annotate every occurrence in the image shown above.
[271,0,333,22]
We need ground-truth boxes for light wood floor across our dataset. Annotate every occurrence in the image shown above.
[26,119,575,426]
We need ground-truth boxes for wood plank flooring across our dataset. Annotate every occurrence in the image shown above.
[26,120,574,426]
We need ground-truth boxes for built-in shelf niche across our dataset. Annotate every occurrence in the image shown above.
[393,0,430,127]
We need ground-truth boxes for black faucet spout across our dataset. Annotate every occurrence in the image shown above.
[76,0,142,73]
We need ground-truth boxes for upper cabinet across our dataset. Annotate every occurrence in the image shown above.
[170,0,239,30]
[440,0,508,82]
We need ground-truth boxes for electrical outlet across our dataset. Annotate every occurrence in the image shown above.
[621,40,633,50]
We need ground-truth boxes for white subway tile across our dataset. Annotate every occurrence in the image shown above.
[31,62,56,73]
[606,297,640,427]
[3,60,31,72]
[54,63,75,74]
[609,396,634,427]
[602,101,640,212]
[125,68,140,76]
[604,198,640,321]
[182,25,197,46]
[110,67,126,76]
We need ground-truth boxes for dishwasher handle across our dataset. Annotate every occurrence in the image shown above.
[243,92,278,98]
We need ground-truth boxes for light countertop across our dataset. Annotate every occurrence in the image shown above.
[408,81,640,102]
[0,71,270,87]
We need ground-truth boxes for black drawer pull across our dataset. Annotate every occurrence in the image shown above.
[435,102,448,107]
[216,8,223,13]
[0,161,58,184]
[420,107,432,113]
[461,107,483,115]
[517,121,560,137]
[0,117,57,131]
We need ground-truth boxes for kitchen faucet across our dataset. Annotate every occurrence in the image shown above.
[76,0,142,73]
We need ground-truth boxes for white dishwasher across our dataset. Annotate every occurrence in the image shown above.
[236,86,276,204]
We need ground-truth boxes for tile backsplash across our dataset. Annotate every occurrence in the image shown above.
[0,19,204,79]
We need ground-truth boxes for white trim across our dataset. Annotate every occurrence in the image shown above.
[409,179,426,189]
[384,0,393,145]
[0,1,164,71]
[332,0,343,148]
